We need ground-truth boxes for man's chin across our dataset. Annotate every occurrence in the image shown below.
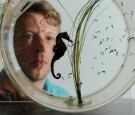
[23,68,49,81]
[27,73,46,82]
[28,76,41,82]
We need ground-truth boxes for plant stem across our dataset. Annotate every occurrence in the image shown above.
[72,0,100,104]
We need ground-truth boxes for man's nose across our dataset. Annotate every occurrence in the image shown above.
[34,36,46,53]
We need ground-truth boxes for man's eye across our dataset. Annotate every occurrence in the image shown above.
[22,35,33,40]
[47,36,54,41]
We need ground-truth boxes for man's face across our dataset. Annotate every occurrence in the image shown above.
[14,12,59,81]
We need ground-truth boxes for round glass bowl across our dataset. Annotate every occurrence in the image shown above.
[1,0,135,113]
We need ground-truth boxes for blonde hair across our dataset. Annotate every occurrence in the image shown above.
[23,0,61,26]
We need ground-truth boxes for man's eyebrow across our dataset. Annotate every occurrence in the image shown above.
[46,32,52,34]
[45,31,55,35]
[14,29,33,33]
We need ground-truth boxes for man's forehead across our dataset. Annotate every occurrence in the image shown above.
[16,13,54,28]
[15,12,60,35]
[16,13,39,28]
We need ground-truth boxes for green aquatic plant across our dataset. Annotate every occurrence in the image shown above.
[71,0,100,104]
[57,0,100,104]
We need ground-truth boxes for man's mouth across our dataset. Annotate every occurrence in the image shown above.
[38,60,47,68]
[31,53,49,68]
[32,59,48,69]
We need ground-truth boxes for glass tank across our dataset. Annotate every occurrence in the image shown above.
[0,0,135,113]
